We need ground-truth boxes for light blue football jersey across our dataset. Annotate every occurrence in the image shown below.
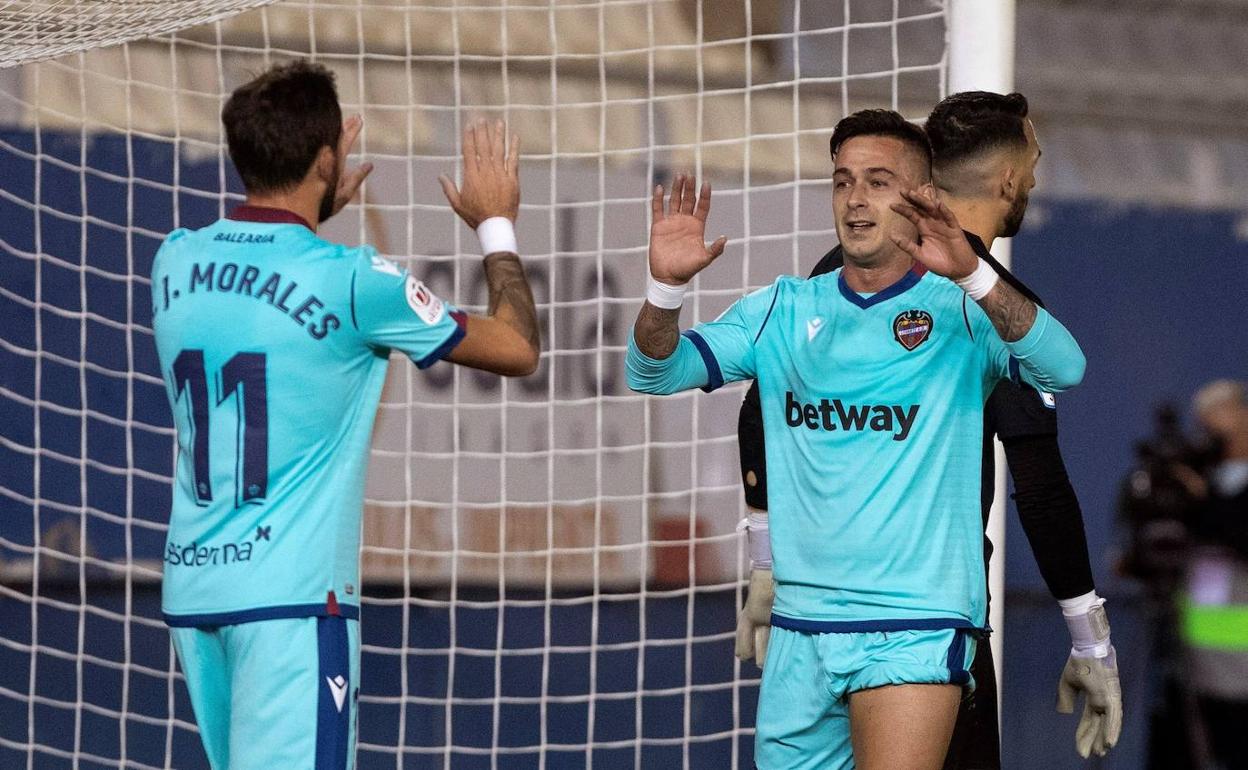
[628,266,1084,630]
[152,207,464,625]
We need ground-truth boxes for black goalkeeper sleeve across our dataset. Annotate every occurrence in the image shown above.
[738,380,767,510]
[1002,433,1096,600]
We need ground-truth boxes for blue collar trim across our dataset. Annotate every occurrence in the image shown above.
[837,268,922,309]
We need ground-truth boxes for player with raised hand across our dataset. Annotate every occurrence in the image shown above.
[627,109,1086,769]
[151,60,537,770]
[734,92,1121,766]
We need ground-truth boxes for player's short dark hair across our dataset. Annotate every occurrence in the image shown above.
[828,109,932,181]
[925,91,1029,168]
[222,60,342,195]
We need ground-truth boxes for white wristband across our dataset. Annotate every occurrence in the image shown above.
[1058,589,1101,617]
[736,512,772,570]
[477,216,517,256]
[1059,590,1112,658]
[954,258,1000,301]
[646,275,687,310]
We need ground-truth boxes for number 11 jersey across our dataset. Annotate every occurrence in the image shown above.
[152,206,464,626]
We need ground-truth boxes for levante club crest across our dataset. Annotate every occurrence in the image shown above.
[893,309,933,351]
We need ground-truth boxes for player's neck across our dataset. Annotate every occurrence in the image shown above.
[940,194,999,251]
[841,252,913,294]
[243,190,321,234]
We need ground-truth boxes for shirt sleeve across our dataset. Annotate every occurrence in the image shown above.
[626,281,781,395]
[684,282,782,389]
[968,298,1085,394]
[349,247,466,369]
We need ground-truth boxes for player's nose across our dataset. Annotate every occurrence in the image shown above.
[845,181,868,208]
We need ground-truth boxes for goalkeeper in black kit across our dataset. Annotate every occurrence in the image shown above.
[734,92,1123,767]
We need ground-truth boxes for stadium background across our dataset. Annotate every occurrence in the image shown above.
[2,1,1248,768]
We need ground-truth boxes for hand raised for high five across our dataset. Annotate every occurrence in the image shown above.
[439,118,521,228]
[327,114,375,221]
[889,189,979,280]
[649,174,728,286]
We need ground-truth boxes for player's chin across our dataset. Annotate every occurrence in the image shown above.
[838,233,884,262]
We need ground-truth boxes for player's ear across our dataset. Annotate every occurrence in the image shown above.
[918,182,937,204]
[999,163,1018,202]
[314,145,336,185]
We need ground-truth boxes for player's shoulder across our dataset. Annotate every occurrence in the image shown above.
[347,244,405,277]
[733,273,801,304]
[774,270,837,292]
[764,269,844,314]
[772,273,809,292]
[156,226,195,254]
[164,227,191,245]
[746,273,812,313]
[152,226,194,272]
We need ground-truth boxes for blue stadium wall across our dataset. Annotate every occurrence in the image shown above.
[3,129,1247,768]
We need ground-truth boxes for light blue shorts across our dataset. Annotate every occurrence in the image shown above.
[754,623,977,770]
[170,615,360,770]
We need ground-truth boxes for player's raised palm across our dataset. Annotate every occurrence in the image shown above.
[649,174,728,286]
[329,114,375,220]
[439,118,521,228]
[889,189,979,281]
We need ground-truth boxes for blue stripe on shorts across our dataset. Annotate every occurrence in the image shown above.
[316,616,352,770]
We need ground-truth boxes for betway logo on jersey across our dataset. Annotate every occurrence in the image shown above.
[785,391,919,441]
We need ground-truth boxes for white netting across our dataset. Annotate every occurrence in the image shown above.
[0,1,947,767]
[0,0,280,68]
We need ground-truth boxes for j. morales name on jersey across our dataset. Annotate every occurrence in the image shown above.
[157,261,341,340]
[785,391,918,442]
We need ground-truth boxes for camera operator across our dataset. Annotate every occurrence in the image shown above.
[1177,379,1248,769]
[1118,404,1206,603]
[1118,402,1212,769]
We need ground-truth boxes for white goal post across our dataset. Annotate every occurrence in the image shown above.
[948,0,1017,710]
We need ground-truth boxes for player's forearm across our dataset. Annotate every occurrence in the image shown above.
[1003,307,1086,393]
[1004,434,1096,600]
[633,300,681,359]
[625,325,709,394]
[483,251,540,355]
[976,278,1038,342]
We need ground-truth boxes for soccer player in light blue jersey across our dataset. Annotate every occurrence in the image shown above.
[626,110,1086,769]
[735,93,1123,767]
[151,61,539,770]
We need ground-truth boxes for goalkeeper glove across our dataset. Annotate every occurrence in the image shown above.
[1055,592,1123,758]
[735,511,774,668]
[736,567,774,668]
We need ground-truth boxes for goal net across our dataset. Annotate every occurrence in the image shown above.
[0,1,949,767]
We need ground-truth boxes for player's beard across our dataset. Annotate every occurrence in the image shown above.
[318,164,340,224]
[1001,189,1029,238]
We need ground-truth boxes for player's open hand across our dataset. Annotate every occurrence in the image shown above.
[440,118,520,228]
[889,189,979,281]
[648,174,728,286]
[329,114,375,220]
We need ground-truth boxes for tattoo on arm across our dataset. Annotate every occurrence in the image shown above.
[977,279,1038,342]
[634,301,682,359]
[483,252,540,352]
